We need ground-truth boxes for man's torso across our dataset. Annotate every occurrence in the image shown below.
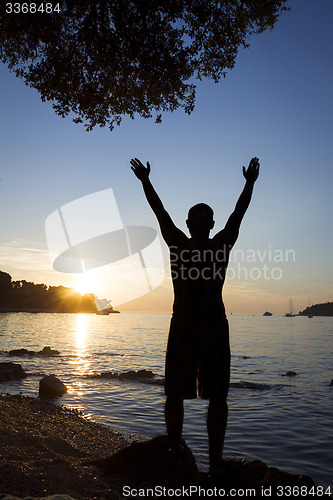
[169,236,231,316]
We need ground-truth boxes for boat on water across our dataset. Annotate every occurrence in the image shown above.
[95,297,120,315]
[96,308,120,315]
[285,298,296,317]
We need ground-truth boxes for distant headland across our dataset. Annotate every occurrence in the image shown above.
[299,301,333,317]
[0,269,99,313]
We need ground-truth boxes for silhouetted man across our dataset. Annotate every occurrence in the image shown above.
[131,157,260,476]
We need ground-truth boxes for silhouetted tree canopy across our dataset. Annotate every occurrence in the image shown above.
[0,271,12,288]
[0,0,288,130]
[0,270,97,312]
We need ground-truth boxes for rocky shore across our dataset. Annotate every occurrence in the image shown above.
[0,395,324,500]
[0,394,128,499]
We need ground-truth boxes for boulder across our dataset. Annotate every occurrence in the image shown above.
[37,346,60,357]
[237,460,315,490]
[87,435,199,485]
[118,369,154,380]
[282,371,297,377]
[39,375,67,398]
[8,346,60,357]
[9,348,36,356]
[0,362,27,381]
[87,436,320,498]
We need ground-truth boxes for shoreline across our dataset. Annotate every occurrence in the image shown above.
[2,309,333,316]
[0,309,97,314]
[0,394,129,499]
[0,309,120,314]
[0,394,324,500]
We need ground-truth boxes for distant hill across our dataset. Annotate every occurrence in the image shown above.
[299,301,333,317]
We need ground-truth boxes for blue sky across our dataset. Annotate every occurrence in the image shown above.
[1,0,332,313]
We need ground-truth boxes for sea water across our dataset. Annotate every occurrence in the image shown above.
[0,312,332,488]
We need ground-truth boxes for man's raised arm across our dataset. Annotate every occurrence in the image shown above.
[130,158,185,246]
[215,157,260,247]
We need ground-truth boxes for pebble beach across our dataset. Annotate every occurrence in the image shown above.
[0,394,128,500]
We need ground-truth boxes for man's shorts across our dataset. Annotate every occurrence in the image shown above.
[164,313,230,400]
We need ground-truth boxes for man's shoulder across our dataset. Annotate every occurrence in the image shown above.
[167,234,191,249]
[211,230,230,248]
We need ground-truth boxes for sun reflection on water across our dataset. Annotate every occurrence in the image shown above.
[73,313,91,380]
[76,314,88,351]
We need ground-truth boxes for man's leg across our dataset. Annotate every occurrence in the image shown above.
[207,397,228,472]
[165,394,184,451]
[205,316,230,472]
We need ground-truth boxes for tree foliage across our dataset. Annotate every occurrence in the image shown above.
[0,270,97,312]
[0,0,288,130]
[0,270,12,288]
[299,302,333,317]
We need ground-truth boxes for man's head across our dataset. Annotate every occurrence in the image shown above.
[186,203,215,237]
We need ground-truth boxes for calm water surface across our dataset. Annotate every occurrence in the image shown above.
[0,312,332,487]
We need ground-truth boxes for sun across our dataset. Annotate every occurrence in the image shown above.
[73,272,99,296]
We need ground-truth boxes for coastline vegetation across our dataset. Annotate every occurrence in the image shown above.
[0,270,97,313]
[299,302,333,317]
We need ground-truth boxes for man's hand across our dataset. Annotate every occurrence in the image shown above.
[242,157,260,183]
[130,158,151,182]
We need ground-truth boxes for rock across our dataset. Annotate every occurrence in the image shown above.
[282,371,297,377]
[94,369,155,380]
[260,467,315,489]
[237,460,316,493]
[87,436,321,498]
[39,375,67,398]
[237,460,269,487]
[37,346,60,357]
[118,369,154,380]
[8,348,36,356]
[329,379,333,386]
[7,346,60,357]
[0,362,27,381]
[87,435,199,485]
[230,381,284,390]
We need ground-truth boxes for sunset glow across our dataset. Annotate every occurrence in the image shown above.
[0,0,332,314]
[73,272,99,296]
